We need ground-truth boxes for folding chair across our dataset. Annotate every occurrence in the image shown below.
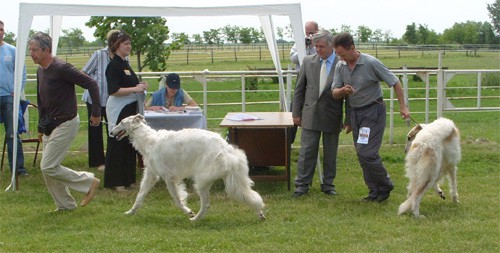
[1,100,41,170]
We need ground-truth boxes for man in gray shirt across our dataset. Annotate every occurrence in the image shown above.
[331,32,410,202]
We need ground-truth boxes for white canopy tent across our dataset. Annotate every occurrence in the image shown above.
[9,2,306,190]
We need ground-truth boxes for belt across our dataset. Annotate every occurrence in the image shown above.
[51,113,77,122]
[353,97,384,110]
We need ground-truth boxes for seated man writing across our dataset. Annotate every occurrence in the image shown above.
[145,73,198,112]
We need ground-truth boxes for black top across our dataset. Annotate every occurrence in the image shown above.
[106,55,139,95]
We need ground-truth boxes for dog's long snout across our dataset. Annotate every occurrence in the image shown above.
[405,125,423,153]
[404,138,413,154]
[110,126,126,140]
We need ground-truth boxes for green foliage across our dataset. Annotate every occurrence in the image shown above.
[3,31,16,44]
[59,28,85,50]
[482,72,500,86]
[85,16,171,72]
[487,0,500,34]
[357,25,373,43]
[442,21,499,44]
[403,23,418,44]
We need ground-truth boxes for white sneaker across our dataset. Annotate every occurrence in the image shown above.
[115,186,127,192]
[97,165,105,171]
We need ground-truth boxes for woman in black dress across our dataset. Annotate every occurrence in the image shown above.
[104,30,148,191]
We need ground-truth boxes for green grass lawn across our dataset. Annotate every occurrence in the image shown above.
[0,48,498,252]
[0,110,498,252]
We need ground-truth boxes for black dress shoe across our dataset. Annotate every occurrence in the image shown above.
[324,190,338,196]
[376,185,394,202]
[292,191,307,198]
[16,172,30,177]
[376,192,391,202]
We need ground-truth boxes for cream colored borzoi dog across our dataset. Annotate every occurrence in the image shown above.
[398,117,461,218]
[111,114,265,221]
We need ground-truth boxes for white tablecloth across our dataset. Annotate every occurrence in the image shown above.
[144,110,207,131]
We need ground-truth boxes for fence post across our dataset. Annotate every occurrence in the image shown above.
[477,72,482,109]
[281,43,285,60]
[241,75,246,112]
[418,71,431,123]
[389,88,394,145]
[437,52,444,118]
[402,66,409,112]
[203,71,208,116]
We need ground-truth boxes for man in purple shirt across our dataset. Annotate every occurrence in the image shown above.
[28,32,101,211]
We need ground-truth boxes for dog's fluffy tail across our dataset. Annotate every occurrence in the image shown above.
[398,197,414,215]
[224,146,265,216]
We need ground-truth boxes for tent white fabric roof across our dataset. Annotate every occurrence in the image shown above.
[9,2,305,190]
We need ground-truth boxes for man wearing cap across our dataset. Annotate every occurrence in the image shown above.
[145,73,198,112]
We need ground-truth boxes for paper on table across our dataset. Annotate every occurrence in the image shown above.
[226,113,262,121]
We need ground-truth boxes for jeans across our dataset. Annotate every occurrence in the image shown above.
[0,95,27,174]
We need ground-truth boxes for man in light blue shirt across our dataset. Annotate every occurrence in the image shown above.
[0,20,28,176]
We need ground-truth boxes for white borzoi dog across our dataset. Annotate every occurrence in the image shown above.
[398,117,461,218]
[110,114,265,221]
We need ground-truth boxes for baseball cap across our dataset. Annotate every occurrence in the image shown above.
[166,73,181,89]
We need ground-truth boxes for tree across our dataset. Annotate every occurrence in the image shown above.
[250,27,263,43]
[371,29,383,43]
[4,31,16,44]
[86,16,171,72]
[222,25,240,44]
[403,23,418,44]
[340,24,353,34]
[238,27,253,44]
[203,29,221,44]
[418,24,430,44]
[487,0,500,35]
[171,32,190,45]
[276,27,285,43]
[383,30,393,43]
[329,28,338,36]
[442,21,482,44]
[357,25,372,43]
[192,34,203,44]
[284,24,293,40]
[478,22,499,44]
[59,28,85,50]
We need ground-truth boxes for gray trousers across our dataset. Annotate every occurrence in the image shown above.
[41,116,95,210]
[351,102,393,198]
[294,128,339,193]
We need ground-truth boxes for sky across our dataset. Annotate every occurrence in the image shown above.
[0,0,494,41]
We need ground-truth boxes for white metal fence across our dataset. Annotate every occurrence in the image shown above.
[23,67,499,144]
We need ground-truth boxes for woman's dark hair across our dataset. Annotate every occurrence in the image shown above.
[107,30,131,53]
